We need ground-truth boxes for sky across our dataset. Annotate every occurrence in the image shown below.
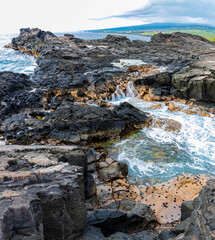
[1,0,215,34]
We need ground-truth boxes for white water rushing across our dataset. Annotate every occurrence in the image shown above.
[108,90,215,183]
[0,34,36,74]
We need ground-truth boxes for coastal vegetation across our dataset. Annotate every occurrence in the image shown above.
[93,23,215,41]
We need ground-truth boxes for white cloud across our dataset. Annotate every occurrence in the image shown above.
[0,0,149,34]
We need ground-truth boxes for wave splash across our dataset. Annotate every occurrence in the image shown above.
[0,34,36,74]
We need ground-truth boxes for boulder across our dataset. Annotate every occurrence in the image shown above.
[172,64,215,102]
[98,161,128,182]
[87,199,157,236]
[172,217,191,234]
[181,201,194,221]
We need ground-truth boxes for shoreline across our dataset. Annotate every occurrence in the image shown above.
[0,27,215,239]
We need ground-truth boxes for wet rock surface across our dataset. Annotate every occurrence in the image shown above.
[1,28,215,239]
[9,28,215,101]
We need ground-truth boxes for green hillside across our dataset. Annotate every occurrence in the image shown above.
[93,23,215,41]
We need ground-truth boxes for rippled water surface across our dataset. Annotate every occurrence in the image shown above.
[0,34,36,74]
[108,97,215,183]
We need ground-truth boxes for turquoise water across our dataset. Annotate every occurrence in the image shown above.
[108,97,215,183]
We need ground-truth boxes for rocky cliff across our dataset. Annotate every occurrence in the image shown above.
[0,145,87,240]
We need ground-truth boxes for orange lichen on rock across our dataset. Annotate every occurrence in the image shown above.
[95,173,209,224]
[137,174,210,224]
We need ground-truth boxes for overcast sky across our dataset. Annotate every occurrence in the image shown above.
[1,0,215,34]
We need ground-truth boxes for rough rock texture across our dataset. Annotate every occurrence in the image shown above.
[95,173,209,224]
[0,71,43,123]
[11,28,56,50]
[181,179,215,239]
[87,199,157,236]
[0,145,87,240]
[172,62,215,102]
[1,101,151,145]
[10,28,215,99]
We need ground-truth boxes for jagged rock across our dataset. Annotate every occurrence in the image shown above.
[172,66,215,102]
[0,71,43,123]
[87,199,157,236]
[151,32,212,46]
[0,145,87,239]
[133,231,158,240]
[158,230,177,240]
[172,217,191,234]
[2,101,151,145]
[98,160,128,182]
[85,173,96,199]
[182,179,215,239]
[134,72,172,87]
[12,28,56,49]
[181,201,194,221]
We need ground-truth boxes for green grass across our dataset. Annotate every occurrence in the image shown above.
[139,30,215,41]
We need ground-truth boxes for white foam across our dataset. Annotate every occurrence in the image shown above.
[112,59,146,68]
[109,98,215,181]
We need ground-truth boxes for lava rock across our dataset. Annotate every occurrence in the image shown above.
[87,199,157,236]
[0,145,87,240]
[181,201,194,221]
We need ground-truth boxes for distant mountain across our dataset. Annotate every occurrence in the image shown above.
[90,23,215,41]
[91,23,215,32]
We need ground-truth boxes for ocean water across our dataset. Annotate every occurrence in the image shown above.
[108,95,215,183]
[55,31,151,41]
[1,31,214,183]
[0,34,37,74]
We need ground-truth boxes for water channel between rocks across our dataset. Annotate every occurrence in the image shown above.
[107,59,215,185]
[1,33,215,185]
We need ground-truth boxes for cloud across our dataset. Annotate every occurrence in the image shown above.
[95,0,215,25]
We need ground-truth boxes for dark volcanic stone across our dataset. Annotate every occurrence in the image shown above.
[2,101,151,145]
[182,180,215,239]
[158,230,177,240]
[181,201,194,221]
[133,231,158,240]
[0,71,43,123]
[0,145,87,240]
[87,200,157,236]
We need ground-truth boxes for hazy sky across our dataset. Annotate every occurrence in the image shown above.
[1,0,214,34]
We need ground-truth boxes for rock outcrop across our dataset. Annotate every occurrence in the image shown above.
[1,28,215,240]
[173,60,215,102]
[180,179,215,239]
[0,145,87,240]
[87,199,157,236]
[0,71,43,124]
[1,102,151,145]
